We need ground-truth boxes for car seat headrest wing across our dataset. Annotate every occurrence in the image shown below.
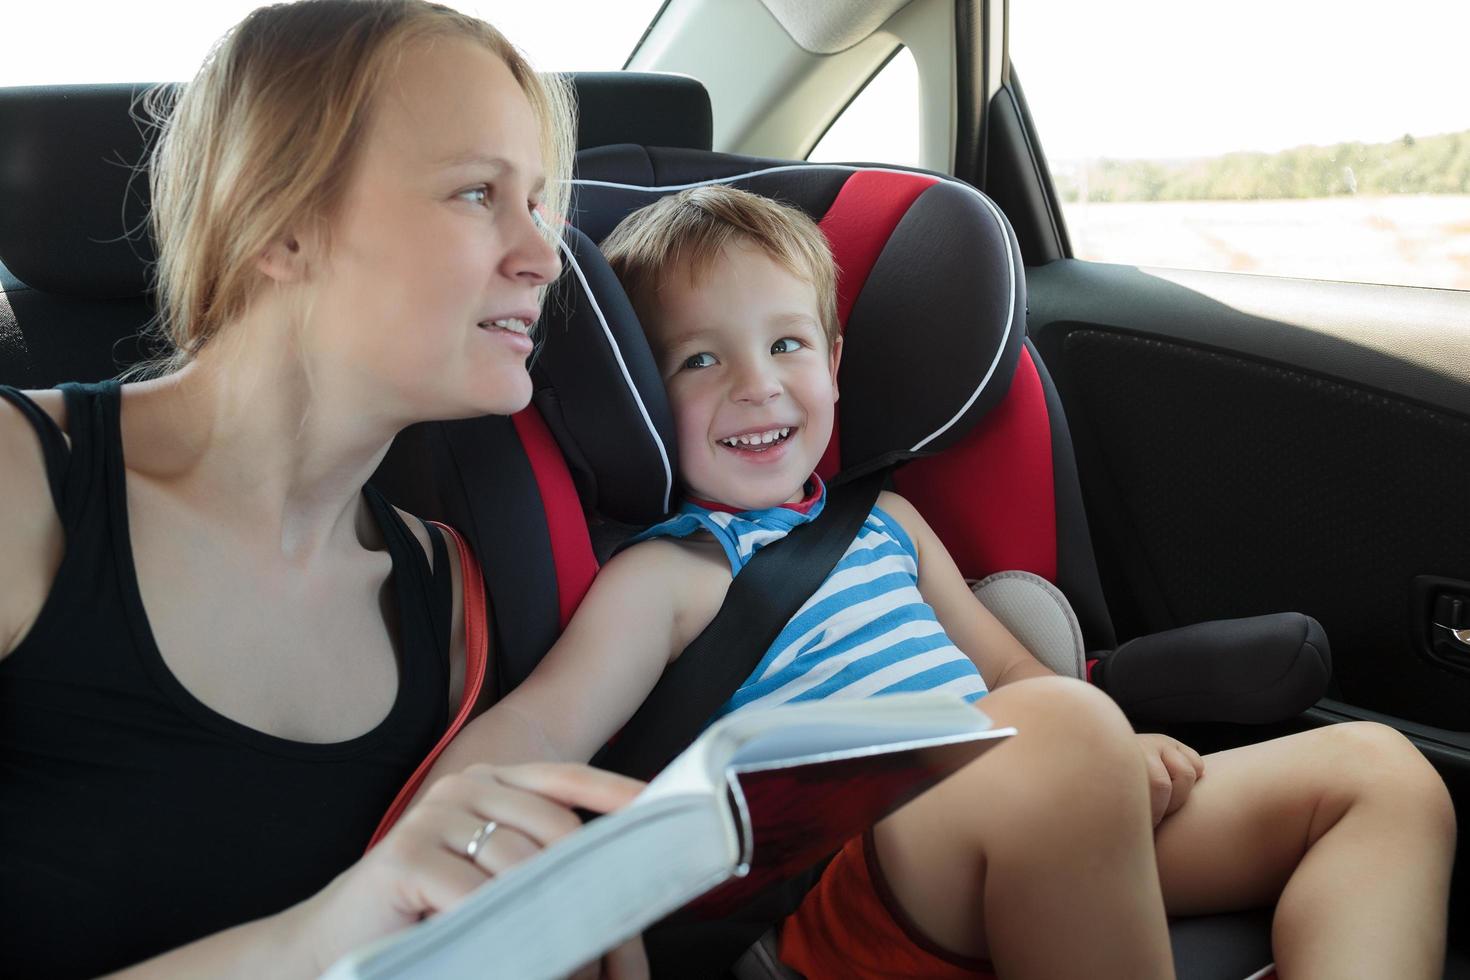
[834,175,1025,470]
[534,225,679,525]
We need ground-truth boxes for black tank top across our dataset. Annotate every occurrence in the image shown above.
[0,381,452,979]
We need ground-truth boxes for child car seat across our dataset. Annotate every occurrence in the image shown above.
[560,147,1329,725]
[533,145,1303,978]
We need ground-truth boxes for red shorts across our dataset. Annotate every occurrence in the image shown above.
[778,831,996,979]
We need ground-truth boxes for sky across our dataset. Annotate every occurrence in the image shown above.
[1010,0,1470,162]
[4,0,1465,165]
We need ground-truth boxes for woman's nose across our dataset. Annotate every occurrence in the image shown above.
[503,209,563,285]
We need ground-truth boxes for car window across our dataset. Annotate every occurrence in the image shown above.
[0,0,665,83]
[1011,0,1470,290]
[808,46,921,168]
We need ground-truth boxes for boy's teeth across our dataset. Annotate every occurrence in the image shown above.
[721,426,791,447]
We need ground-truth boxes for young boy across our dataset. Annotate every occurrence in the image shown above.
[425,186,1454,978]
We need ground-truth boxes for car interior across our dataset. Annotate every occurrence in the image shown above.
[2,1,1467,977]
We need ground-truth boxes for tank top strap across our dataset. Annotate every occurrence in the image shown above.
[0,385,70,514]
[421,519,452,663]
[363,485,450,697]
[52,380,123,531]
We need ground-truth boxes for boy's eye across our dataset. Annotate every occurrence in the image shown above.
[683,352,717,370]
[771,337,803,354]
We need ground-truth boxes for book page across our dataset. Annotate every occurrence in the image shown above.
[727,694,996,766]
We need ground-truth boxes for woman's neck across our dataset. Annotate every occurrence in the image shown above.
[122,314,404,565]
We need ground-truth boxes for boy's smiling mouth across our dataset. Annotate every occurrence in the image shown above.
[717,426,794,451]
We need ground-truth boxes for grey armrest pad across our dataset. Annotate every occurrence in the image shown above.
[971,571,1087,680]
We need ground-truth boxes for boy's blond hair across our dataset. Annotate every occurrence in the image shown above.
[600,185,840,348]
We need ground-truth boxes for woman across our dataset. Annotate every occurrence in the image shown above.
[0,2,644,976]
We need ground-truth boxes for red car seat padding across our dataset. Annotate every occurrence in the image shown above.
[894,346,1058,582]
[511,407,598,628]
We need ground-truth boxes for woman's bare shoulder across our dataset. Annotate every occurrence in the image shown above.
[0,387,68,433]
[0,390,68,660]
[0,388,68,511]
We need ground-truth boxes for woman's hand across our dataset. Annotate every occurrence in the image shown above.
[296,762,644,974]
[1136,733,1205,826]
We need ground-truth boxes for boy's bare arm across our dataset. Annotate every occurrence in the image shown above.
[416,539,695,793]
[877,491,1055,690]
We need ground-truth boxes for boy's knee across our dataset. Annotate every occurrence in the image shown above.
[990,676,1141,782]
[1004,675,1133,742]
[1326,722,1455,835]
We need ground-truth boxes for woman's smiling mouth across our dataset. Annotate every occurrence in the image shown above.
[476,315,536,353]
[477,316,533,335]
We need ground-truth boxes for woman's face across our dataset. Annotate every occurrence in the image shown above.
[306,36,560,424]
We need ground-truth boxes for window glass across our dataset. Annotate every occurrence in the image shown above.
[808,46,921,169]
[1011,0,1470,290]
[0,0,664,85]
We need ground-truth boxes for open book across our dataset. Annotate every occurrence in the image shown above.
[322,691,1013,980]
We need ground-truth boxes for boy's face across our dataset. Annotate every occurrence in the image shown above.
[643,239,841,511]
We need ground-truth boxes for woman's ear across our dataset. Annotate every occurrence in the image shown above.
[256,234,308,283]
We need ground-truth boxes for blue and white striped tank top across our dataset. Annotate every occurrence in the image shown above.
[629,479,988,720]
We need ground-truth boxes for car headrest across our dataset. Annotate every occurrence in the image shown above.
[570,73,712,154]
[537,146,1024,521]
[0,84,161,298]
[0,73,712,298]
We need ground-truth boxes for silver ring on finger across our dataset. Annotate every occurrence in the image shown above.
[465,819,500,861]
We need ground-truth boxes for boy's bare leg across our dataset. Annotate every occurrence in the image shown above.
[1153,722,1455,980]
[873,676,1175,980]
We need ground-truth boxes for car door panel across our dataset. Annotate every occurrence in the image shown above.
[1028,262,1470,734]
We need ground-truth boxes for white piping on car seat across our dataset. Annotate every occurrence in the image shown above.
[555,234,675,513]
[572,164,1016,455]
[1242,965,1277,980]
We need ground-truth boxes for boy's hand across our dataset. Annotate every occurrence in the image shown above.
[1136,733,1205,826]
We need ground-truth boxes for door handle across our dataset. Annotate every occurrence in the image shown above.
[1415,576,1470,676]
[1434,625,1470,649]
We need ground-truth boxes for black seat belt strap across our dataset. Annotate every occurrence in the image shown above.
[593,469,887,779]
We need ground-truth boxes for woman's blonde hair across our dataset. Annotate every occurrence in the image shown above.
[600,185,840,348]
[141,0,575,374]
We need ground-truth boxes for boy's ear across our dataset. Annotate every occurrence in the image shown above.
[828,334,844,400]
